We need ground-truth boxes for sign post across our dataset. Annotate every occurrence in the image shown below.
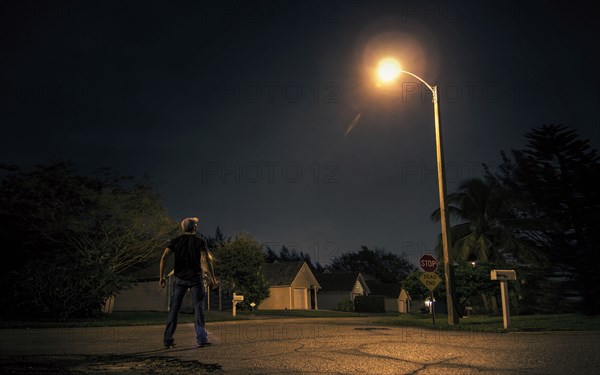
[419,255,441,325]
[431,291,435,325]
[490,270,516,329]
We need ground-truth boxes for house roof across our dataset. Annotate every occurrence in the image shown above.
[367,282,402,298]
[263,261,306,286]
[317,272,368,293]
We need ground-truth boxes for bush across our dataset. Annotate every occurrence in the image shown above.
[336,298,353,312]
[354,295,385,313]
[216,233,270,309]
[0,163,175,319]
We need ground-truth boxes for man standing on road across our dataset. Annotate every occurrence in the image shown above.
[159,217,218,348]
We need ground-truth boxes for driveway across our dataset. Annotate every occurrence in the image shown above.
[1,317,599,374]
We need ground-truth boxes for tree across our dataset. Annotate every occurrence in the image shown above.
[0,162,176,319]
[431,178,547,266]
[402,263,500,316]
[449,263,500,315]
[215,232,270,309]
[431,176,551,315]
[328,246,415,283]
[264,245,325,273]
[492,124,600,314]
[203,226,229,250]
[401,271,430,302]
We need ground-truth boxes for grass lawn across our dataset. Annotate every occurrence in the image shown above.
[5,310,597,332]
[0,309,393,329]
[239,309,383,318]
[0,310,250,329]
[0,310,376,329]
[376,313,600,332]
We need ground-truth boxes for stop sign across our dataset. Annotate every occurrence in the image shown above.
[420,254,438,272]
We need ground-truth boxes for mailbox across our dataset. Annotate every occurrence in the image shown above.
[490,269,517,329]
[490,269,516,281]
[232,293,244,317]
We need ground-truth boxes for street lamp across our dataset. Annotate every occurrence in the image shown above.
[377,57,459,325]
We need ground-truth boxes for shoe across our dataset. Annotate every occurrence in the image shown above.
[197,341,212,348]
[164,342,177,349]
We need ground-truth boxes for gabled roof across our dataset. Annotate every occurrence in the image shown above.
[367,282,402,298]
[263,261,306,286]
[317,272,369,293]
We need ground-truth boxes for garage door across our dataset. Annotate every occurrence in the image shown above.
[293,288,307,309]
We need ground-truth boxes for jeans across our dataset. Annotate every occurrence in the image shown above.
[164,276,208,346]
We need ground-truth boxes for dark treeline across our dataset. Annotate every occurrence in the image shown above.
[429,124,599,314]
[2,124,597,319]
[0,162,176,319]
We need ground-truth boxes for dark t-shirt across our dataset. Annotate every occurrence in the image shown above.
[167,234,207,281]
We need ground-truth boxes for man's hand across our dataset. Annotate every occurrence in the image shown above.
[159,248,172,289]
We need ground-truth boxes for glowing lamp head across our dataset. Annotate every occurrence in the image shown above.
[377,58,402,83]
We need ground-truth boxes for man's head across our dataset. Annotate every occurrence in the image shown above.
[181,217,199,233]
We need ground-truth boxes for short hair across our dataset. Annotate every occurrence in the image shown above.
[180,217,199,232]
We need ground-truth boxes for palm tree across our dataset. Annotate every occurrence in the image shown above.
[431,177,547,266]
[431,177,548,314]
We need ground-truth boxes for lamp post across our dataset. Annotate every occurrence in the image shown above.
[377,58,459,325]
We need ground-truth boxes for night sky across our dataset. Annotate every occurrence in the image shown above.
[2,0,598,266]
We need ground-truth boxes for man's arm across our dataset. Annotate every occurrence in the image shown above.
[206,249,219,288]
[159,247,172,288]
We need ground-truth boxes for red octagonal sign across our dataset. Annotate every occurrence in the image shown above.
[420,254,438,273]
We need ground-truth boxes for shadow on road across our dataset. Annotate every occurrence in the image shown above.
[0,352,223,374]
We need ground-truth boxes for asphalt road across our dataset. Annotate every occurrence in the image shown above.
[1,317,599,374]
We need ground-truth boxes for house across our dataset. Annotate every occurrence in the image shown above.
[260,261,321,310]
[398,289,411,313]
[316,272,370,310]
[367,283,412,313]
[112,256,225,313]
[113,258,322,313]
[112,258,170,312]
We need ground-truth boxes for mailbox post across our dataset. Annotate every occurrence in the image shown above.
[490,270,516,329]
[232,292,244,317]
